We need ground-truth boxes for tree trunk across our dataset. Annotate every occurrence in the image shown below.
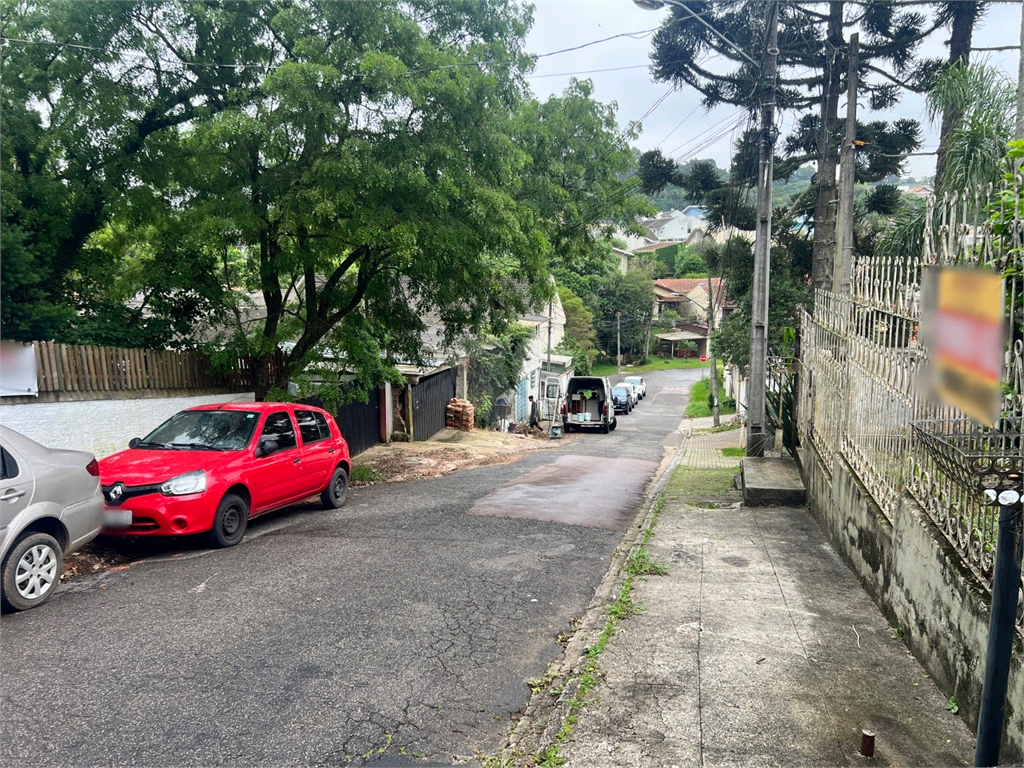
[811,1,844,297]
[934,1,980,197]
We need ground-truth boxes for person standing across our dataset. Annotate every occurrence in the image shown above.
[528,395,541,430]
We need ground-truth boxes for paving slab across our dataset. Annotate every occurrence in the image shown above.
[558,490,975,768]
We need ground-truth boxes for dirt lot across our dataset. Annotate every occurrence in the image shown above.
[62,427,568,584]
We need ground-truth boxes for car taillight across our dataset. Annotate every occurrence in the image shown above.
[86,459,99,477]
[603,402,609,415]
[561,403,568,414]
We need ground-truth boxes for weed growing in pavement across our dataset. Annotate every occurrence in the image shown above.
[721,447,745,458]
[889,626,904,640]
[627,548,669,577]
[947,696,959,714]
[350,464,385,483]
[531,496,669,767]
[693,422,743,434]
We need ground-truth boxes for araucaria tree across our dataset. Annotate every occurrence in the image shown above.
[2,1,649,399]
[644,1,954,293]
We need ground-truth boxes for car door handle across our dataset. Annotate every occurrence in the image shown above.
[1,489,26,502]
[293,458,301,465]
[328,448,335,454]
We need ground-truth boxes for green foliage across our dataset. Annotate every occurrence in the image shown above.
[350,465,385,484]
[3,2,651,405]
[686,377,736,418]
[466,324,534,428]
[675,246,707,278]
[626,548,668,577]
[927,62,1017,193]
[592,266,657,362]
[865,185,904,216]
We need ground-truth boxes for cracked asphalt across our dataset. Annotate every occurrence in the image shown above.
[0,365,706,767]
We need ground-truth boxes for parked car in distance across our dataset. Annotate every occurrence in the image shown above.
[562,376,617,433]
[623,376,646,399]
[611,385,633,415]
[0,425,105,611]
[99,402,351,548]
[623,382,640,408]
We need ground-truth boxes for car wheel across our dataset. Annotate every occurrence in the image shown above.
[210,493,248,548]
[1,532,63,611]
[321,466,349,509]
[610,416,618,431]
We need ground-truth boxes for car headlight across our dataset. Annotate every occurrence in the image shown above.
[160,470,207,496]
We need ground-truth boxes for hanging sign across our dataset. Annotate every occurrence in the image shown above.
[921,266,1005,427]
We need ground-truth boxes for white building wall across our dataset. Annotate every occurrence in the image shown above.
[1,392,256,459]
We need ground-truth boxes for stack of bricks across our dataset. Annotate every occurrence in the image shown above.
[445,398,475,432]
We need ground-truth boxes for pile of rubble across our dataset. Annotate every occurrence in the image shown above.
[446,398,475,432]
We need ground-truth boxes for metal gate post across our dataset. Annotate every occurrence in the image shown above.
[974,490,1024,767]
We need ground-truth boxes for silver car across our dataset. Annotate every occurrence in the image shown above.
[0,425,104,611]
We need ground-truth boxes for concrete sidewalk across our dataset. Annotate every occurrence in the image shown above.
[532,427,977,767]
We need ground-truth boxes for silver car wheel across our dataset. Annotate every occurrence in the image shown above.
[15,543,59,600]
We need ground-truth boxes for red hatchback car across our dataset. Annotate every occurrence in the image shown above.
[99,402,351,547]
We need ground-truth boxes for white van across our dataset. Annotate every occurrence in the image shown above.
[561,376,617,433]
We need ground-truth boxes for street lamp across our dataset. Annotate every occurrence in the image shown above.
[631,0,759,67]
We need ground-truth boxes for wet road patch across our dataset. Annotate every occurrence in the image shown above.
[469,455,658,530]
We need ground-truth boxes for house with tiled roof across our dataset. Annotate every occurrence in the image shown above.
[652,277,734,358]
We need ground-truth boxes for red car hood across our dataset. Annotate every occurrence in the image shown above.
[99,448,233,485]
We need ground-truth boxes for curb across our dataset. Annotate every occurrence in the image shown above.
[499,418,692,765]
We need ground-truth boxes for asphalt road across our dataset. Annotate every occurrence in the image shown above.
[1,365,707,767]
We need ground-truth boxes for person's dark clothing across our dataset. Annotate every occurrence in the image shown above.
[529,400,541,429]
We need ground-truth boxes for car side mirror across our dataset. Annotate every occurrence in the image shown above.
[255,438,278,458]
[129,437,141,449]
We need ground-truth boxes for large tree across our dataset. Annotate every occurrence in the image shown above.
[644,1,950,293]
[3,1,650,399]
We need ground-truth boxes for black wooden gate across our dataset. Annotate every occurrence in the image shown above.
[300,388,382,457]
[412,367,457,441]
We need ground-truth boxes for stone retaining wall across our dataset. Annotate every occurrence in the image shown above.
[799,442,1023,762]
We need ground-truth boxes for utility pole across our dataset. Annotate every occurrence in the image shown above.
[746,0,779,457]
[546,295,553,378]
[706,275,720,427]
[616,312,622,376]
[1017,3,1024,140]
[834,33,859,296]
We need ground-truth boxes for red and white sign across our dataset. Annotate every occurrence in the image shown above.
[699,354,707,362]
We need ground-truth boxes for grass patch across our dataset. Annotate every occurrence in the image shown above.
[721,447,745,458]
[626,548,669,577]
[350,464,385,483]
[684,376,736,418]
[665,465,739,503]
[591,357,716,376]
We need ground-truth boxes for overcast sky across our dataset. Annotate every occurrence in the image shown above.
[523,1,1022,180]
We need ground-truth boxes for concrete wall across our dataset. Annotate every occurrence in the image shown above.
[1,390,255,459]
[800,443,1023,761]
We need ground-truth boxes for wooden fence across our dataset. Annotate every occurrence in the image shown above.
[24,341,284,394]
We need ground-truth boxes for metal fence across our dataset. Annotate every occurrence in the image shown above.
[412,367,458,441]
[799,172,1023,590]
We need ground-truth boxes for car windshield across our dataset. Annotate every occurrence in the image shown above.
[142,410,259,451]
[625,377,641,384]
[612,387,629,396]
